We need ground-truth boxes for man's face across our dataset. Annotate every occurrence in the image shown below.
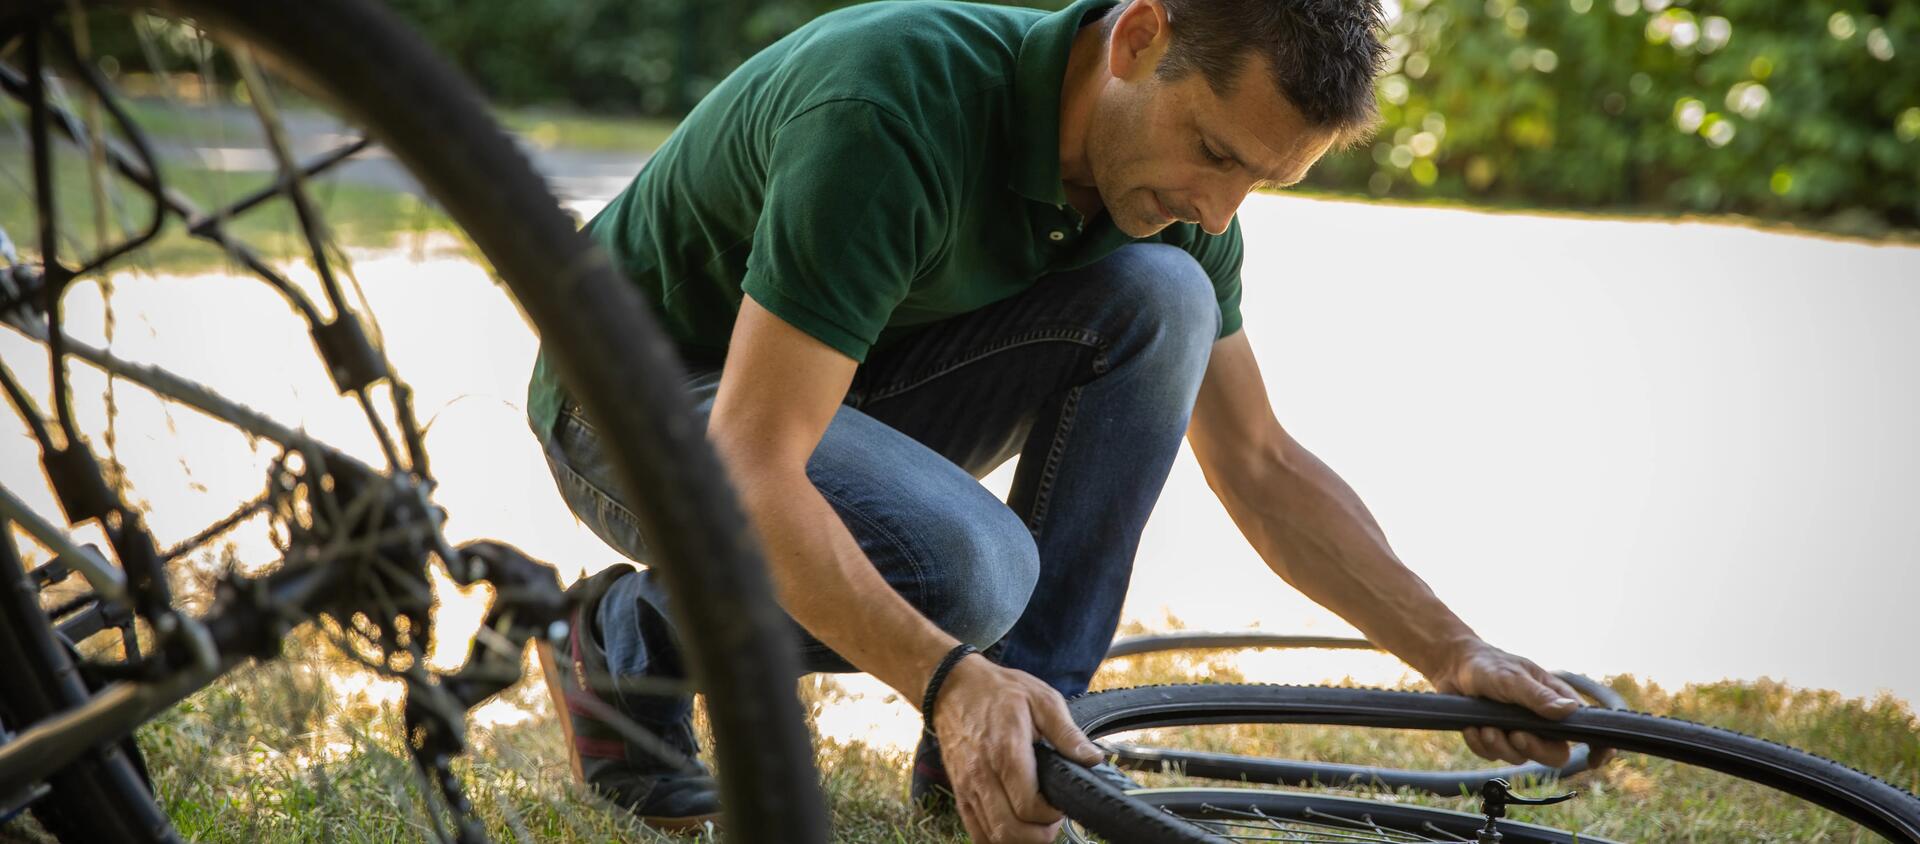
[1086,50,1340,238]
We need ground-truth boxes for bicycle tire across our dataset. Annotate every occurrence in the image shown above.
[1063,787,1611,843]
[1100,632,1626,794]
[0,528,175,843]
[0,1,828,840]
[1042,684,1920,843]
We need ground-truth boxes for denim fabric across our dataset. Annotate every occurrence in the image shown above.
[541,242,1219,731]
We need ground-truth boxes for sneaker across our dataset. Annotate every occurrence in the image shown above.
[909,732,1142,816]
[908,732,957,814]
[537,566,722,832]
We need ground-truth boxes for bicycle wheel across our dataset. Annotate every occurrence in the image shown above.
[1100,632,1626,794]
[1065,787,1607,843]
[0,1,825,840]
[1037,684,1920,843]
[0,527,171,842]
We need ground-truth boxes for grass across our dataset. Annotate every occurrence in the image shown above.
[3,100,1916,844]
[7,91,677,157]
[103,96,678,156]
[15,89,1914,249]
[3,617,1914,843]
[493,106,680,155]
[1085,636,1920,843]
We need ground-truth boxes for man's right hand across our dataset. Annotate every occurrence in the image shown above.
[930,654,1105,844]
[713,301,1102,838]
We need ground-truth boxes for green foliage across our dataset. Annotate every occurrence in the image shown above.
[379,0,1050,116]
[1311,0,1920,228]
[382,0,1914,227]
[45,1,1913,233]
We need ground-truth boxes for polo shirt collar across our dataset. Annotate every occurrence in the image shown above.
[1009,0,1119,205]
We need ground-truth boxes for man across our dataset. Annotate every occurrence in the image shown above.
[529,0,1597,840]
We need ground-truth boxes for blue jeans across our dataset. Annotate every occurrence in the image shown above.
[541,243,1220,733]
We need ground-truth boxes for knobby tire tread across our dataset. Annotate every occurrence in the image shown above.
[0,534,175,842]
[1046,683,1920,843]
[1099,633,1628,794]
[1,0,826,840]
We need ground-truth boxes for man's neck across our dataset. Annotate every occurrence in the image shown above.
[1056,18,1105,209]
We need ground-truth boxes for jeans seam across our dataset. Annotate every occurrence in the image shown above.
[550,449,649,555]
[860,327,1103,403]
[562,403,598,437]
[1026,383,1082,536]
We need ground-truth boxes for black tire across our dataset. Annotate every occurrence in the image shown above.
[0,528,174,843]
[1064,787,1608,843]
[1100,632,1626,794]
[1042,684,1920,843]
[0,2,827,841]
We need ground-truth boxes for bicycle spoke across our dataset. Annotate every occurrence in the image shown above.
[189,135,374,229]
[1204,805,1433,843]
[159,488,273,563]
[3,313,369,468]
[1,7,808,840]
[0,60,331,324]
[1417,821,1470,842]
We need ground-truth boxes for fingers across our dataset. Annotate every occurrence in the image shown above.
[946,674,1074,843]
[992,715,1063,827]
[963,769,1059,842]
[1460,727,1493,761]
[1462,726,1575,767]
[1498,662,1580,720]
[955,787,989,843]
[1462,726,1527,765]
[1029,685,1103,766]
[952,752,1059,843]
[1444,646,1602,770]
[1586,743,1617,768]
[1510,730,1573,767]
[1536,669,1586,708]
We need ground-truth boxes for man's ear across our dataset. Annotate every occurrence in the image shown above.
[1107,0,1172,82]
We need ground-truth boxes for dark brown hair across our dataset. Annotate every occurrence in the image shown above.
[1103,0,1389,147]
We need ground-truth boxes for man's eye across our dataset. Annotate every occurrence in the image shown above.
[1200,142,1228,165]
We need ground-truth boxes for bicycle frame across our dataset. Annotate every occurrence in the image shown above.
[0,15,489,809]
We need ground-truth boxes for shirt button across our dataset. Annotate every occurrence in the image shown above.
[1048,230,1066,242]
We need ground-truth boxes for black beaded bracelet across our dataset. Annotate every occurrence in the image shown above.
[920,643,979,737]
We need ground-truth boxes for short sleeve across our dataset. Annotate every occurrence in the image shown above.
[740,100,948,362]
[1162,217,1245,339]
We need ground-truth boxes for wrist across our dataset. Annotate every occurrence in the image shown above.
[919,643,979,732]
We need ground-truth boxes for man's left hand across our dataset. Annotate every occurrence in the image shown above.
[1430,640,1612,769]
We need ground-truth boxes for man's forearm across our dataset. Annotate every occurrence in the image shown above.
[726,463,957,702]
[1205,440,1479,678]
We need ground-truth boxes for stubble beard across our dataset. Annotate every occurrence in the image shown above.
[1087,94,1171,238]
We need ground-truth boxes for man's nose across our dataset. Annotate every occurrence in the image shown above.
[1195,184,1248,236]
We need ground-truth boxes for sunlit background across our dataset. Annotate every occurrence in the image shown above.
[4,189,1915,752]
[2,0,1916,762]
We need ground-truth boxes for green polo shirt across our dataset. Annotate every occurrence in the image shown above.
[528,0,1245,437]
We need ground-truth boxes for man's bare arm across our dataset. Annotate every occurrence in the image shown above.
[708,297,956,698]
[1186,331,1590,767]
[708,297,1100,843]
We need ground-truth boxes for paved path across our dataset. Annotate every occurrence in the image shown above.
[3,98,648,220]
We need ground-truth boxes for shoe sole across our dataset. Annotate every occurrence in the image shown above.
[639,811,726,832]
[539,640,728,834]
